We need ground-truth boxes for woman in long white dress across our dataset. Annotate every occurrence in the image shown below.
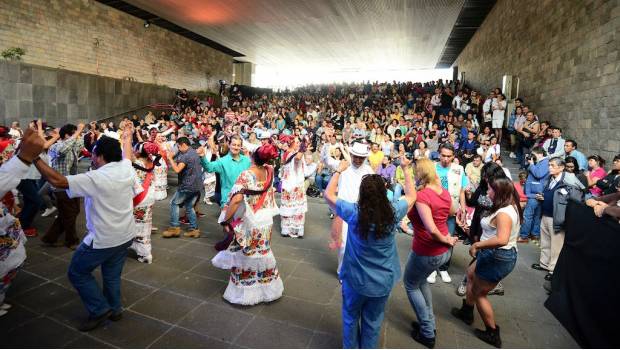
[130,142,159,264]
[279,137,308,238]
[212,144,283,305]
[153,134,168,200]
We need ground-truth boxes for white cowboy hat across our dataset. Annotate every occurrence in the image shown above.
[257,130,271,139]
[349,142,369,157]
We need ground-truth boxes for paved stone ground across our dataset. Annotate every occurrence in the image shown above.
[0,159,579,348]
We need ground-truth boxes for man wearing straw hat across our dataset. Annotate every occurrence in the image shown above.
[327,142,374,274]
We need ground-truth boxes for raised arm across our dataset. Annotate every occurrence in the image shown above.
[122,122,134,161]
[325,160,349,211]
[399,156,417,210]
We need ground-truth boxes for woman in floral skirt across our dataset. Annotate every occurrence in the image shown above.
[130,142,160,264]
[212,143,283,305]
[279,136,307,238]
[0,126,25,317]
[153,134,169,200]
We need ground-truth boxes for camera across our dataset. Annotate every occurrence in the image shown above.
[525,154,532,162]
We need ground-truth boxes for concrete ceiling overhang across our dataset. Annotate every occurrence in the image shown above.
[98,0,496,71]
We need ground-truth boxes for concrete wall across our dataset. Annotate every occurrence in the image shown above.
[0,60,176,127]
[0,0,233,92]
[455,0,620,161]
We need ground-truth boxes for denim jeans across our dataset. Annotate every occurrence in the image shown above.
[170,190,200,229]
[519,198,541,239]
[68,239,132,317]
[315,173,331,192]
[341,281,389,349]
[438,216,456,272]
[392,183,403,203]
[404,250,451,338]
[17,179,42,229]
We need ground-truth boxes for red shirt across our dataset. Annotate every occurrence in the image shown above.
[408,187,452,256]
[514,181,527,202]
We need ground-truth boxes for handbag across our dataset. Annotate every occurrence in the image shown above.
[215,167,273,251]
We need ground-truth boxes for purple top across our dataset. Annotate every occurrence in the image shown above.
[377,164,396,182]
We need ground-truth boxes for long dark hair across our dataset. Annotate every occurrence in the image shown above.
[479,162,507,192]
[357,174,395,240]
[487,177,523,223]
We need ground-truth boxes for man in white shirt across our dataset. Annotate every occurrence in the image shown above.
[451,90,463,111]
[8,121,23,141]
[31,124,138,332]
[542,127,565,159]
[326,142,374,274]
[430,88,442,111]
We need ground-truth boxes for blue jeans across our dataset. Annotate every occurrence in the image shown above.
[17,179,42,229]
[341,281,389,349]
[68,240,132,317]
[438,216,456,271]
[315,173,331,192]
[170,190,200,229]
[519,198,541,238]
[392,184,403,203]
[404,250,451,338]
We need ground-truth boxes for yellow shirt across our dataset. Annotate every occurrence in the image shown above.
[368,150,384,170]
[395,166,415,186]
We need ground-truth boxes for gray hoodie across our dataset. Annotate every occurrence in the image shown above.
[545,172,585,232]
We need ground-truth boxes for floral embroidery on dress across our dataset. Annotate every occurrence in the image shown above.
[211,167,283,305]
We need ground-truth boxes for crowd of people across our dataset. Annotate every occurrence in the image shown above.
[1,79,619,348]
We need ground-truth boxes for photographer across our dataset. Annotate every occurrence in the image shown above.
[517,146,549,243]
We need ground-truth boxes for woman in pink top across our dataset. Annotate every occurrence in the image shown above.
[586,155,607,197]
[404,159,458,348]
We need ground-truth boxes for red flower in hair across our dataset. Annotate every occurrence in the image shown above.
[256,143,278,163]
[143,142,159,155]
[278,135,293,145]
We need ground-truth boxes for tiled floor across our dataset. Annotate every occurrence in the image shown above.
[0,163,579,348]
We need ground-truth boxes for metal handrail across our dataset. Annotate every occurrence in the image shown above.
[96,103,176,125]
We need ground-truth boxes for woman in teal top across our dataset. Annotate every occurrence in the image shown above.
[325,156,417,349]
[276,114,286,132]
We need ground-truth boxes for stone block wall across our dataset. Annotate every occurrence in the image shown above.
[455,0,620,161]
[0,60,176,127]
[0,0,233,92]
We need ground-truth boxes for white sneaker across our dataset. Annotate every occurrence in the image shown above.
[0,303,11,310]
[509,152,516,158]
[137,255,153,264]
[439,270,452,283]
[427,271,437,284]
[0,309,7,317]
[41,207,57,217]
[456,280,467,296]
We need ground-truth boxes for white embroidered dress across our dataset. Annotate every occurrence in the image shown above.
[212,167,283,305]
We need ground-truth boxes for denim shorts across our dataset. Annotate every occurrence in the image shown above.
[475,247,517,283]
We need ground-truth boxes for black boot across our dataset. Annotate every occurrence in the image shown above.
[451,299,474,325]
[474,325,502,348]
[411,327,435,349]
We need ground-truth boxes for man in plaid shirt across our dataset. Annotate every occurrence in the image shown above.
[41,123,85,249]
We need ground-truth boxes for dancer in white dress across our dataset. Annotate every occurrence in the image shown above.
[129,142,160,264]
[212,143,283,305]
